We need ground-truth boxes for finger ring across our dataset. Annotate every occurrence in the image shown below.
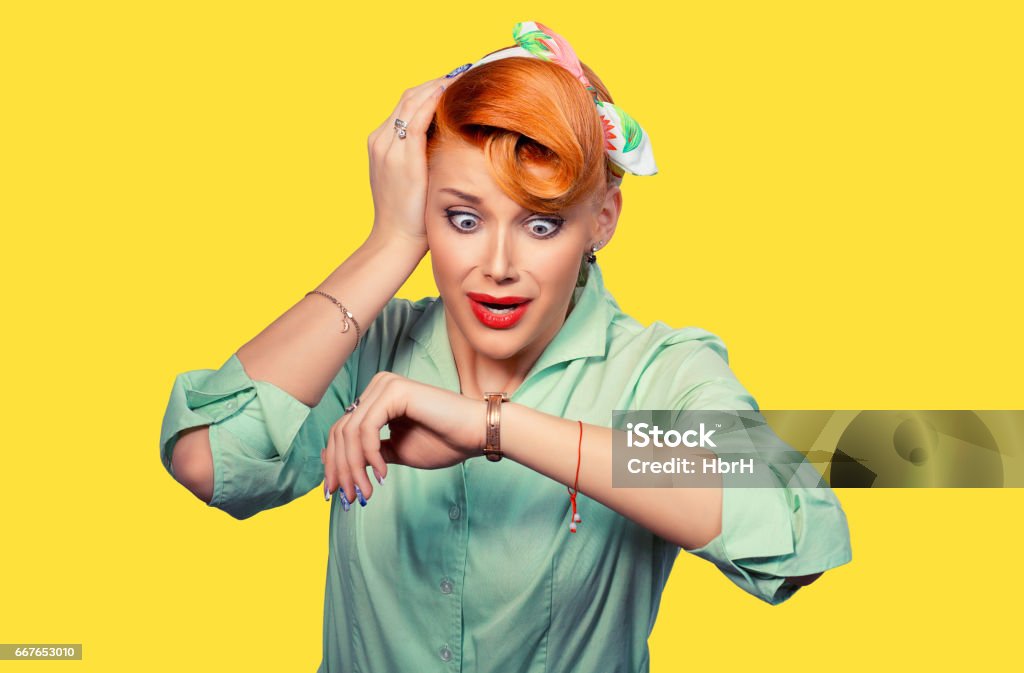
[393,118,407,140]
[345,396,361,413]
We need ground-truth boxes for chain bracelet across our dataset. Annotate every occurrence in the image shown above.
[305,290,362,350]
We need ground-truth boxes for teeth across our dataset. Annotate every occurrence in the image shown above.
[483,303,518,314]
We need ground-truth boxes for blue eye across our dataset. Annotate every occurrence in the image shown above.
[445,210,480,233]
[528,218,563,238]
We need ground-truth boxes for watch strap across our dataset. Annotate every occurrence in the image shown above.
[483,392,509,462]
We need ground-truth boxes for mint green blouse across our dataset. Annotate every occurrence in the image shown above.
[159,262,852,673]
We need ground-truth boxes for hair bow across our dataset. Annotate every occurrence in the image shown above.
[464,20,658,178]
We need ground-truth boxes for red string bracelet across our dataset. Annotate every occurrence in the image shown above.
[568,420,583,533]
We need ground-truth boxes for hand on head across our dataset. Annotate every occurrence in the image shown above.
[365,67,470,253]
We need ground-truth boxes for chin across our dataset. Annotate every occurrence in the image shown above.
[467,331,531,361]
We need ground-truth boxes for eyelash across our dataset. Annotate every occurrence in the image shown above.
[444,209,565,239]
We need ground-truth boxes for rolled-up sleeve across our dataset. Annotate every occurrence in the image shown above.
[159,295,431,520]
[159,352,353,520]
[683,468,853,606]
[641,329,853,605]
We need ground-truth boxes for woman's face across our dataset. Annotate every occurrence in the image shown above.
[425,137,620,364]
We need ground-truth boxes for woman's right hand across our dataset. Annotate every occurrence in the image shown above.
[366,71,466,251]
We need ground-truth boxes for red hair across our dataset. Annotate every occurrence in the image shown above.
[426,55,620,213]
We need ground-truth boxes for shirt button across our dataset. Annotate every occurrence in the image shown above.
[439,645,452,662]
[439,578,454,594]
[448,504,461,520]
[226,401,236,410]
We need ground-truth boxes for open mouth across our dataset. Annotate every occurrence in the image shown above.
[478,300,524,314]
[467,293,532,329]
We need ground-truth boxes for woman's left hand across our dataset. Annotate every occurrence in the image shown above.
[321,372,487,505]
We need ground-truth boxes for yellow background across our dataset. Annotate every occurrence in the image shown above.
[2,1,1021,670]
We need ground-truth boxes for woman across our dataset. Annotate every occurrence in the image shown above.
[160,21,852,673]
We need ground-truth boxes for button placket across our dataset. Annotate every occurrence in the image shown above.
[439,478,467,668]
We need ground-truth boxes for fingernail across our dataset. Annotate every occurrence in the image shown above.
[324,481,330,501]
[373,467,383,485]
[444,63,472,78]
[341,493,350,512]
[355,485,367,507]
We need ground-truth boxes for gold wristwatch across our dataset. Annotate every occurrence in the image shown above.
[483,392,509,462]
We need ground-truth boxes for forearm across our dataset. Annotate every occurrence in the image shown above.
[499,403,723,551]
[236,232,425,407]
[170,425,214,504]
[501,404,829,585]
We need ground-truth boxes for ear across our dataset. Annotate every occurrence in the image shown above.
[591,182,623,249]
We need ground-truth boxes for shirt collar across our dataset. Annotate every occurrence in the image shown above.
[409,262,620,383]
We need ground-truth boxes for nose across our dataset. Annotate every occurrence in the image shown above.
[482,227,519,283]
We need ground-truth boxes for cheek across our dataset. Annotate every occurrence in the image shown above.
[427,237,469,287]
[531,242,584,282]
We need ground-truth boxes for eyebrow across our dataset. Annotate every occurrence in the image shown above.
[439,187,483,205]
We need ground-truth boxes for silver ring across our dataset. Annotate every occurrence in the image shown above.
[345,396,361,413]
[393,118,408,140]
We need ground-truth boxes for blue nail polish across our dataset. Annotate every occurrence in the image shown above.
[355,485,367,507]
[445,63,472,78]
[340,493,350,512]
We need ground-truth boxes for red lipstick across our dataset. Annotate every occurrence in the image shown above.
[467,292,532,329]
